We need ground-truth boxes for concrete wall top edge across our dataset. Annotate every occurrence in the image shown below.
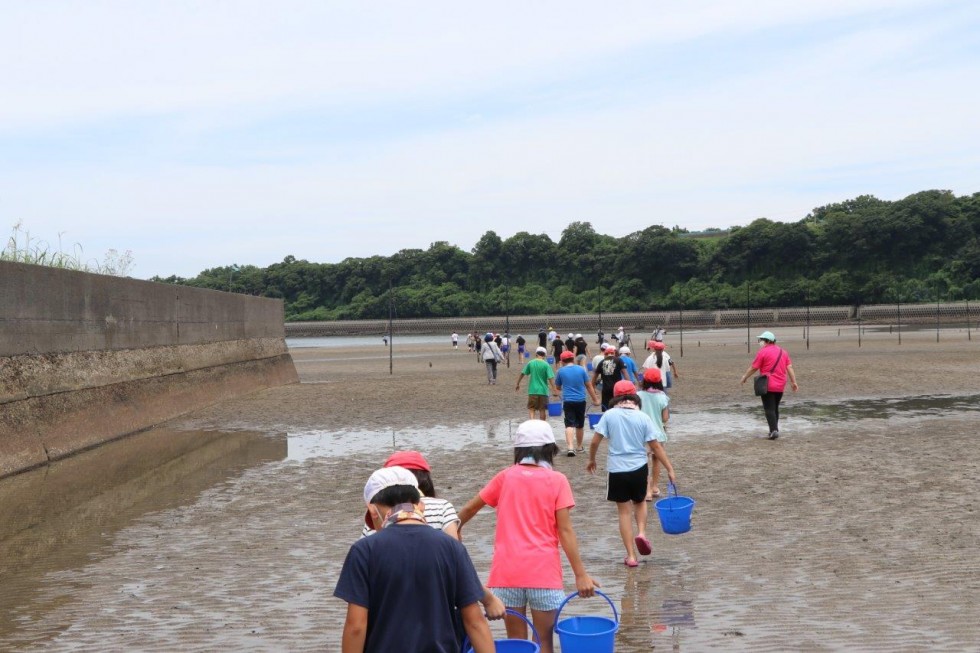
[1,261,285,356]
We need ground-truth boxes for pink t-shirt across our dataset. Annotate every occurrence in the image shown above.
[752,345,792,392]
[479,464,575,589]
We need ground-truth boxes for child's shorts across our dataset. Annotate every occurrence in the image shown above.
[489,587,565,612]
[607,464,649,503]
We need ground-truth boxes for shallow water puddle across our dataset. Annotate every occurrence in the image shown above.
[667,393,980,443]
[0,428,284,644]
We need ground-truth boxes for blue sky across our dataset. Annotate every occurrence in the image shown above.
[2,0,979,279]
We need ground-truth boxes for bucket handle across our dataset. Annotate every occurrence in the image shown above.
[667,481,678,497]
[460,608,541,653]
[553,589,619,627]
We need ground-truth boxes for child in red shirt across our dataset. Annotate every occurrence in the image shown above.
[458,420,598,653]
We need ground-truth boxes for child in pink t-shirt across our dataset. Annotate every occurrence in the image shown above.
[458,420,597,653]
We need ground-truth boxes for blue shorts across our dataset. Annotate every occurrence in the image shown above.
[490,587,565,612]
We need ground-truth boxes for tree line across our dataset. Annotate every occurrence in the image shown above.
[152,189,980,321]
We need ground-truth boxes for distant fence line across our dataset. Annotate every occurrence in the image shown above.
[285,302,978,337]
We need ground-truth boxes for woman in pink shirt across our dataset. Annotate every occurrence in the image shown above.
[458,420,597,653]
[740,330,799,439]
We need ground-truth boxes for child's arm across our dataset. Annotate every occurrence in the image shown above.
[586,433,604,475]
[460,602,495,653]
[556,507,597,597]
[481,587,506,620]
[648,441,676,483]
[457,495,487,533]
[341,604,368,653]
[585,379,599,405]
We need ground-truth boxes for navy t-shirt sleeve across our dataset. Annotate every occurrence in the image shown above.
[333,541,370,607]
[453,541,486,609]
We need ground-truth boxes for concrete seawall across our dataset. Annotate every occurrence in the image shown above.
[0,262,298,478]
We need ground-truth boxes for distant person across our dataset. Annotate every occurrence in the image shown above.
[382,334,388,346]
[537,329,547,349]
[458,419,598,653]
[515,334,526,358]
[619,346,638,384]
[592,345,627,411]
[596,330,605,346]
[637,369,670,500]
[515,347,557,420]
[651,326,666,345]
[501,333,510,364]
[564,333,575,354]
[550,334,565,368]
[547,327,558,344]
[452,332,459,350]
[740,330,799,440]
[482,333,504,385]
[335,466,495,653]
[642,342,678,391]
[555,351,599,456]
[614,326,625,343]
[573,334,589,367]
[587,381,677,568]
[467,332,475,352]
[591,344,607,374]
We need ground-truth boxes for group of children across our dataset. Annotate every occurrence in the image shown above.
[335,333,683,652]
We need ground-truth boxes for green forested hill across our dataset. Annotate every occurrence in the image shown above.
[153,190,980,320]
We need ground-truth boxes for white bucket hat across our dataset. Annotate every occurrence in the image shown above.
[513,420,556,447]
[363,466,418,505]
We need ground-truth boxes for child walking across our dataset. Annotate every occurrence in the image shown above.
[458,420,598,653]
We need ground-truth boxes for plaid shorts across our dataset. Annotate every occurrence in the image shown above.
[489,587,566,612]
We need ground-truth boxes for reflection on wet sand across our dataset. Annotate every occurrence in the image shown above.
[0,427,284,641]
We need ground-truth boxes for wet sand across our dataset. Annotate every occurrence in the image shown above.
[1,326,979,651]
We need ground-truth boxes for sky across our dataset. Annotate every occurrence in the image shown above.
[2,0,979,279]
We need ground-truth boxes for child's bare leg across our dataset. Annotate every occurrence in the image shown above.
[616,501,636,562]
[647,455,661,499]
[633,498,649,539]
[530,608,557,653]
[564,426,575,450]
[575,427,584,449]
[504,606,529,640]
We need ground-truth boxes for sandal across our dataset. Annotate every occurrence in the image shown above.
[635,535,652,556]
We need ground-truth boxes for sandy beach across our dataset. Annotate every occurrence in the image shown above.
[1,325,978,651]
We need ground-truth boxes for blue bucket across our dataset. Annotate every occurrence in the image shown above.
[546,356,555,364]
[587,413,602,429]
[586,362,593,371]
[523,351,530,359]
[555,590,619,653]
[547,401,562,417]
[655,483,695,534]
[463,608,540,653]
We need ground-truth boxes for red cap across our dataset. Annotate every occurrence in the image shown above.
[643,368,662,383]
[383,450,430,471]
[652,341,666,351]
[613,380,637,396]
[559,350,575,361]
